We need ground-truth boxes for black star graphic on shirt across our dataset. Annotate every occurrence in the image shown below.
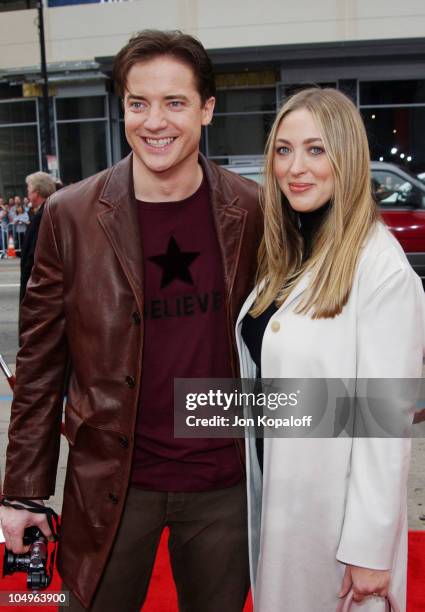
[148,236,200,289]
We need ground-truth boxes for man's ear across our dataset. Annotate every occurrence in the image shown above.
[201,97,216,126]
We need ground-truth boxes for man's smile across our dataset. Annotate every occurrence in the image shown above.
[142,137,176,149]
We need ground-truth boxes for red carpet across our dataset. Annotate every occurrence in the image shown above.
[1,531,423,611]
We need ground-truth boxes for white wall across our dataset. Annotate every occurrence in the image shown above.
[1,0,425,70]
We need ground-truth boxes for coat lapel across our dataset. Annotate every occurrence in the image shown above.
[237,269,313,326]
[200,156,247,294]
[97,154,144,310]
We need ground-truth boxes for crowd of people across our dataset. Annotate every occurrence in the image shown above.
[0,195,31,255]
[0,175,62,257]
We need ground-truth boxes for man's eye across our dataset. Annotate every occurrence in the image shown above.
[169,100,183,108]
[129,101,144,110]
[276,146,290,155]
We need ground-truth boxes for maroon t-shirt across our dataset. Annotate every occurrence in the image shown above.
[130,178,243,491]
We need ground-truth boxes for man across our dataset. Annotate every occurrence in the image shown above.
[1,30,261,611]
[20,171,56,302]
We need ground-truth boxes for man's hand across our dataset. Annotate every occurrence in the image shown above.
[0,501,54,554]
[339,564,390,603]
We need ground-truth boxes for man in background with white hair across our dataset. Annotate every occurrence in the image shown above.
[20,172,56,303]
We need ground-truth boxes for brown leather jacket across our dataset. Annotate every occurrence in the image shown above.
[3,153,262,607]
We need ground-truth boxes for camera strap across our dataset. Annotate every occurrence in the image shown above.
[1,499,60,588]
[1,499,60,540]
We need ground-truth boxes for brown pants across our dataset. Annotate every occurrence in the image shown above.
[63,482,249,612]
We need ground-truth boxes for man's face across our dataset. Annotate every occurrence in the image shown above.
[27,183,39,206]
[123,56,215,176]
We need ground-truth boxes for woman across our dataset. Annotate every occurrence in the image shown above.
[12,202,30,251]
[236,88,425,611]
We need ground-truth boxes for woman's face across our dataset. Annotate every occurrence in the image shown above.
[273,108,334,213]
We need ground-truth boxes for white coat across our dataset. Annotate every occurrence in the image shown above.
[236,222,425,611]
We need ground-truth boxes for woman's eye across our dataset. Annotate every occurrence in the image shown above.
[276,146,290,155]
[310,146,324,155]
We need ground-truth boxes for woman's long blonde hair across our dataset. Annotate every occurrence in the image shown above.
[252,87,379,319]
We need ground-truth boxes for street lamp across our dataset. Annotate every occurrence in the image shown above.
[37,0,52,171]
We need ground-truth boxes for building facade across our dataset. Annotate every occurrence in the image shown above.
[1,0,425,195]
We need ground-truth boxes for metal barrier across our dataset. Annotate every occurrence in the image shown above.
[0,223,27,258]
[0,225,7,258]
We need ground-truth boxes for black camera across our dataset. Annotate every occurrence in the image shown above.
[3,526,50,589]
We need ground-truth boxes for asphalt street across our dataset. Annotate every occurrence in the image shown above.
[0,259,20,363]
[0,258,424,526]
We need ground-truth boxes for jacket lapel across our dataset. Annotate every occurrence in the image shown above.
[96,154,249,309]
[200,156,247,294]
[97,154,144,310]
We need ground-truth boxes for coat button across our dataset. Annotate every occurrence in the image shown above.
[108,493,119,504]
[271,320,280,333]
[125,376,135,388]
[132,311,141,325]
[119,435,129,448]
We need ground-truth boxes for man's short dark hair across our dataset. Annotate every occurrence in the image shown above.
[112,29,216,103]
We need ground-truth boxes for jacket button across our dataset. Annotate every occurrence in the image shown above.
[119,435,129,448]
[271,321,280,333]
[125,376,135,388]
[132,311,141,324]
[108,493,119,504]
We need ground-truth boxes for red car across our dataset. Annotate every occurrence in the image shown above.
[371,162,425,287]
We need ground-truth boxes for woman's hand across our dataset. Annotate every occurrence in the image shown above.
[339,564,390,603]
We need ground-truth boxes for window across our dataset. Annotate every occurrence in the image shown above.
[371,170,423,208]
[0,99,40,198]
[55,95,110,184]
[360,80,425,176]
[361,80,425,106]
[56,123,108,185]
[214,88,276,114]
[56,97,106,121]
[0,0,37,11]
[208,114,275,159]
[206,86,277,163]
[0,100,36,124]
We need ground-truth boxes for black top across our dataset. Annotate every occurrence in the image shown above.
[20,203,45,304]
[298,201,331,262]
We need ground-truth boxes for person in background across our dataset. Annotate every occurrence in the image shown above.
[7,197,16,226]
[0,197,9,256]
[12,202,30,252]
[236,88,425,611]
[19,171,56,302]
